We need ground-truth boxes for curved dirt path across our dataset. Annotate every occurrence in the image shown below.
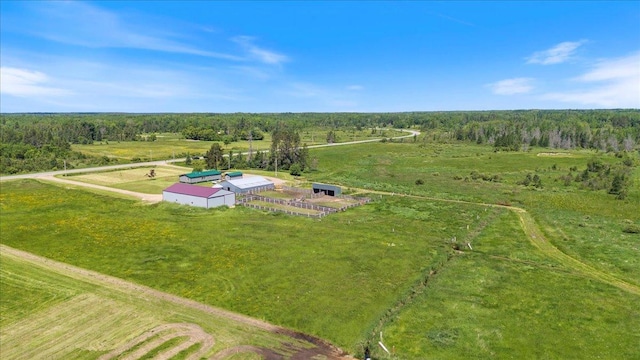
[0,245,352,360]
[351,188,640,296]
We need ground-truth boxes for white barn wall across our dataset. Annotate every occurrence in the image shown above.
[163,192,209,208]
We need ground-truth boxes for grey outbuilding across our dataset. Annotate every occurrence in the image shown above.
[219,176,274,194]
[312,183,341,196]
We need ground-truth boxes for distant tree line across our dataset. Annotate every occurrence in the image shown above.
[1,110,638,174]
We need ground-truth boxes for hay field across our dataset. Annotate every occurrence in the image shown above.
[0,245,346,360]
[64,166,189,194]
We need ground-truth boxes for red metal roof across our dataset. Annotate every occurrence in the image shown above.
[163,183,222,198]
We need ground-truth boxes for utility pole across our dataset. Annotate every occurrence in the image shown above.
[63,160,67,176]
[275,144,278,177]
[248,130,253,162]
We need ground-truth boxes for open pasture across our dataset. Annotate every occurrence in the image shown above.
[70,128,405,162]
[0,180,489,354]
[71,133,272,161]
[2,139,639,359]
[2,172,640,359]
[310,141,640,287]
[63,165,189,194]
[0,246,340,360]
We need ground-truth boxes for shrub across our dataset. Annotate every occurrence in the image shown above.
[289,163,302,176]
[622,224,640,234]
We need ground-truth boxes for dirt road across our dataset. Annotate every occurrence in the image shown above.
[40,175,163,203]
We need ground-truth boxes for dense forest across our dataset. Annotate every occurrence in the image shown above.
[1,110,638,175]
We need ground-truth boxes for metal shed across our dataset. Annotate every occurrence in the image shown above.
[312,183,342,196]
[224,171,243,180]
[163,183,235,208]
[219,176,274,194]
[179,170,221,184]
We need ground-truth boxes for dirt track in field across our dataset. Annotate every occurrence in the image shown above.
[39,175,164,203]
[352,188,640,296]
[1,245,353,360]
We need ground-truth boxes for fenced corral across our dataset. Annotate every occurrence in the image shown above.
[237,186,370,217]
[241,202,329,218]
[281,186,324,199]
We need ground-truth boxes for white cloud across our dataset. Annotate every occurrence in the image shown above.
[542,52,640,108]
[486,77,534,95]
[346,85,364,91]
[0,67,70,97]
[22,2,242,60]
[527,40,587,65]
[436,13,475,27]
[232,36,289,65]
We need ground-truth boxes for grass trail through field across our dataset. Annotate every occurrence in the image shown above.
[353,188,640,296]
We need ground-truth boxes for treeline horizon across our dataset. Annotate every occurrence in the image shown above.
[1,109,638,174]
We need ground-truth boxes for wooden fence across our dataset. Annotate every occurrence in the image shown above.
[281,186,324,199]
[241,203,328,219]
[237,187,371,218]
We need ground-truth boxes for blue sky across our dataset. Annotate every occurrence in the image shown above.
[1,1,639,112]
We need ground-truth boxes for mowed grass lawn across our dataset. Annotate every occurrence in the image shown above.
[62,165,191,194]
[0,248,319,359]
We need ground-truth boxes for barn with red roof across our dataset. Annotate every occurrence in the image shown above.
[162,183,235,208]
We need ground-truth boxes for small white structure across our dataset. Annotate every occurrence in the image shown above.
[219,176,274,194]
[163,183,235,208]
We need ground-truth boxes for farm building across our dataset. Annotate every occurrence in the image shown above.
[219,176,274,194]
[163,183,235,208]
[312,183,342,196]
[179,170,221,184]
[224,171,243,180]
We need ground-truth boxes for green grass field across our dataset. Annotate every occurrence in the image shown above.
[62,165,188,194]
[0,246,332,360]
[309,142,640,288]
[71,128,406,161]
[2,140,639,359]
